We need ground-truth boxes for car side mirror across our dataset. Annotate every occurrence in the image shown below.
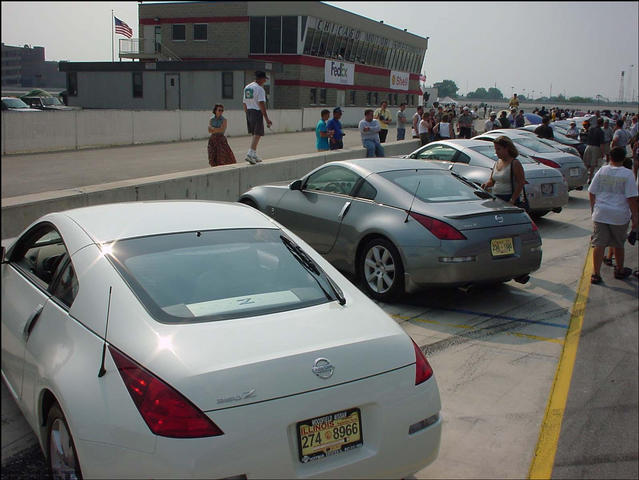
[290,179,303,191]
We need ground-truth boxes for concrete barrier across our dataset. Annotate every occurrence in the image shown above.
[1,139,420,239]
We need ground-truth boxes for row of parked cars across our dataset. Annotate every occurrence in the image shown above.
[1,94,76,111]
[0,115,588,479]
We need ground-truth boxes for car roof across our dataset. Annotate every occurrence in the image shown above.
[329,158,449,175]
[54,200,277,244]
[437,139,495,148]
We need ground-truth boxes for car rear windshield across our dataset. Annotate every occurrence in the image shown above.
[511,137,558,153]
[380,169,479,203]
[468,145,535,164]
[106,228,338,323]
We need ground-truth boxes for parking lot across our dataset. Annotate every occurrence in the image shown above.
[1,129,637,478]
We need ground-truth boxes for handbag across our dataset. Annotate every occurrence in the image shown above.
[510,160,529,211]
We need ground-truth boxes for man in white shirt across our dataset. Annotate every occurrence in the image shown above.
[588,146,639,283]
[484,112,500,132]
[242,71,273,164]
[359,109,385,157]
[565,121,579,139]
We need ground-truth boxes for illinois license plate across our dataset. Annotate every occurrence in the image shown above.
[541,183,554,195]
[297,408,363,463]
[491,238,514,256]
[569,167,580,177]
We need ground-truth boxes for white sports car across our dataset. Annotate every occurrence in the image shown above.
[1,201,441,479]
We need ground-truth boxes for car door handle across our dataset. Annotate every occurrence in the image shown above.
[23,304,44,341]
[338,201,352,220]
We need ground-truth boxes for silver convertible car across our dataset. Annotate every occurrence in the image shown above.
[239,159,542,302]
[403,139,569,217]
[1,201,442,479]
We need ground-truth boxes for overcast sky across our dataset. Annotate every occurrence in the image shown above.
[2,1,638,101]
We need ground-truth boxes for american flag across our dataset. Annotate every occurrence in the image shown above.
[114,16,133,38]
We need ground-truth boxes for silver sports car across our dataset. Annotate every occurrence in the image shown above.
[473,131,588,191]
[403,139,569,217]
[239,159,542,302]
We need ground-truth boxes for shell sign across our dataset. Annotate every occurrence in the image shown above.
[390,71,410,91]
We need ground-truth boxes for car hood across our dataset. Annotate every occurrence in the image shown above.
[108,296,413,412]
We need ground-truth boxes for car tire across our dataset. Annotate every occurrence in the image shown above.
[46,403,82,480]
[239,198,258,209]
[358,237,404,302]
[530,210,549,219]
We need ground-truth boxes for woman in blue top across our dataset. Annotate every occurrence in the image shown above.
[207,104,236,166]
[316,109,331,151]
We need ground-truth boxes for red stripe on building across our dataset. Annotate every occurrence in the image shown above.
[140,16,249,25]
[274,79,421,95]
[249,55,420,79]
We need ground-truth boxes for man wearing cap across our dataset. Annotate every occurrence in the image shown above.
[327,107,345,150]
[457,106,473,139]
[565,121,579,139]
[515,109,525,128]
[484,112,500,132]
[508,93,519,110]
[242,70,272,164]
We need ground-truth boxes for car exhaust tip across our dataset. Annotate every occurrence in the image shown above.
[514,274,530,284]
[552,207,562,213]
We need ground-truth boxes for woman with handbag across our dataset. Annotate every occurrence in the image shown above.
[207,104,237,167]
[481,136,527,208]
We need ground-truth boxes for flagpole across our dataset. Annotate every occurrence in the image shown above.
[111,10,114,62]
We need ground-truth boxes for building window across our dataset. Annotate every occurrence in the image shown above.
[132,72,143,98]
[266,16,281,54]
[282,16,297,53]
[319,88,327,105]
[350,90,356,105]
[373,92,378,105]
[222,72,233,99]
[194,24,208,41]
[393,94,398,106]
[405,94,410,106]
[310,88,317,105]
[172,24,186,41]
[250,17,265,53]
[67,72,77,96]
[366,92,372,105]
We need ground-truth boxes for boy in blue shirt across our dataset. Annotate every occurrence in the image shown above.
[316,109,330,151]
[327,107,345,150]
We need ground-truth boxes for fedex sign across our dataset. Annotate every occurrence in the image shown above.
[390,71,410,91]
[325,60,354,85]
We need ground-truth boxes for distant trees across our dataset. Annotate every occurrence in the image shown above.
[433,80,459,98]
[465,86,504,100]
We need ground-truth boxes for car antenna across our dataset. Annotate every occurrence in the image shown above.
[98,286,113,378]
[404,177,421,223]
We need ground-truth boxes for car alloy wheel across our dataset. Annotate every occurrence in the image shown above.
[359,237,404,302]
[47,404,82,480]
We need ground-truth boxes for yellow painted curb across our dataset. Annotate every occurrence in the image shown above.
[528,247,593,479]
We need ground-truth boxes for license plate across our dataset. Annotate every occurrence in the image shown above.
[297,408,363,463]
[491,238,514,257]
[569,167,580,177]
[541,183,554,195]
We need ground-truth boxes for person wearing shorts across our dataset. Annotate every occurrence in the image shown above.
[583,117,605,183]
[242,70,272,164]
[588,146,638,284]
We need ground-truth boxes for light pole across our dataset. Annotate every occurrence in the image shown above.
[511,86,514,97]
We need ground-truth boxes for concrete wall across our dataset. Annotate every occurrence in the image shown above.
[3,106,423,155]
[1,139,420,239]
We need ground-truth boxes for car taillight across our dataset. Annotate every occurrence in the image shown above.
[409,212,466,240]
[531,220,538,232]
[412,339,433,385]
[532,156,561,169]
[109,346,224,438]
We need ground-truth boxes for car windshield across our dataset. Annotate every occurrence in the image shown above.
[468,145,535,164]
[380,169,480,202]
[41,97,63,106]
[106,228,340,323]
[3,98,29,108]
[511,137,559,153]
